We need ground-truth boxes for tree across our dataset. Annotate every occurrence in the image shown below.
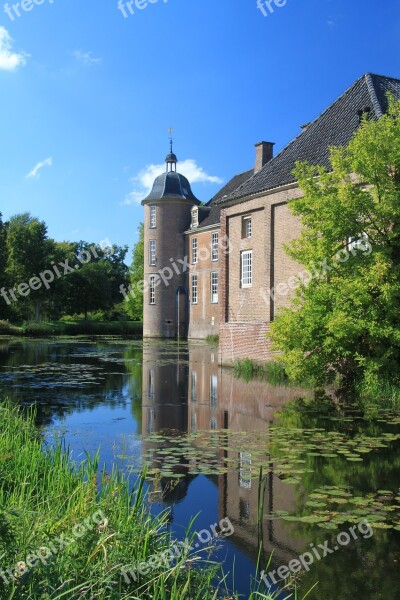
[61,242,129,318]
[5,213,50,321]
[271,95,400,392]
[0,212,10,320]
[125,223,144,321]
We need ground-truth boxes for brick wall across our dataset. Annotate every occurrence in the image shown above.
[272,202,303,317]
[218,321,275,365]
[219,185,304,365]
[142,199,193,338]
[187,226,223,339]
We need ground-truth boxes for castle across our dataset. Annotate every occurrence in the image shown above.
[141,73,400,365]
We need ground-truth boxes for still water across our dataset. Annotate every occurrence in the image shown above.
[1,337,400,599]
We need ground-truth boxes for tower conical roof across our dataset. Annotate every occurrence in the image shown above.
[142,146,201,204]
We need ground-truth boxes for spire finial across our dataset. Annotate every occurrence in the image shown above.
[168,127,174,153]
[166,128,177,172]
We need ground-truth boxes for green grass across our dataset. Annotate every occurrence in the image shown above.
[206,334,219,345]
[0,320,142,338]
[234,359,288,385]
[356,375,400,417]
[0,400,292,600]
[0,321,20,336]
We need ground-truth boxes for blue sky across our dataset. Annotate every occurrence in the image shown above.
[0,0,399,257]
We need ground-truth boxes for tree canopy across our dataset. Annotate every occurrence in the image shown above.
[125,223,144,321]
[271,95,400,392]
[0,212,129,322]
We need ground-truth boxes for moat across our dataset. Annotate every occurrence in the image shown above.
[1,337,400,599]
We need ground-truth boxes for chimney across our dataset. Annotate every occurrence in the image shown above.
[254,141,274,173]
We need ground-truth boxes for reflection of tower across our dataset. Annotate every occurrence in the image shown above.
[141,341,192,506]
[142,341,189,434]
[141,141,201,339]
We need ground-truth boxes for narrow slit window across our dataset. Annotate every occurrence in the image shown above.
[150,206,156,228]
[149,240,156,266]
[211,232,219,261]
[191,274,198,304]
[192,238,198,264]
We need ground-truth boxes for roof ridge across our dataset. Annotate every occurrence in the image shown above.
[364,72,400,82]
[220,74,381,204]
[364,73,383,118]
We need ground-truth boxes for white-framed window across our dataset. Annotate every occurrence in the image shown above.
[149,275,156,305]
[149,240,156,266]
[242,216,252,238]
[150,206,156,229]
[148,370,155,400]
[210,374,218,407]
[211,232,219,261]
[191,371,197,402]
[239,452,252,489]
[347,233,369,252]
[191,274,198,304]
[241,250,252,287]
[190,411,197,432]
[211,272,218,304]
[147,408,155,434]
[192,238,198,264]
[192,208,199,228]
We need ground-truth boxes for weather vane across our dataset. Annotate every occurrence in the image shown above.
[168,127,174,153]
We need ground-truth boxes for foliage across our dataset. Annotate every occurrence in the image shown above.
[0,214,9,321]
[356,374,400,415]
[1,320,142,337]
[125,223,144,321]
[0,212,129,323]
[266,360,288,385]
[206,334,219,345]
[271,95,400,392]
[0,320,20,335]
[233,359,288,385]
[234,358,265,381]
[5,213,49,321]
[21,321,59,336]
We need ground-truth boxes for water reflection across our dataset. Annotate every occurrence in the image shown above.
[1,338,400,598]
[141,341,312,585]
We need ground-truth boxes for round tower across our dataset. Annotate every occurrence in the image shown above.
[141,145,201,338]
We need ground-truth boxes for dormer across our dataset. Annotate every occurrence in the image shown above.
[191,206,199,228]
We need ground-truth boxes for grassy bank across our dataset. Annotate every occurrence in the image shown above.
[0,319,142,338]
[234,358,288,385]
[0,401,284,600]
[355,375,400,416]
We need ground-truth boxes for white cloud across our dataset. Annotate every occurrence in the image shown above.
[26,157,53,179]
[122,159,223,205]
[0,27,28,71]
[73,50,102,66]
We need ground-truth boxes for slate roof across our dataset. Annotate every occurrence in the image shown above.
[196,169,254,228]
[142,171,200,204]
[218,73,400,205]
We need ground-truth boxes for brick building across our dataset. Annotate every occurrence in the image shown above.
[141,73,400,364]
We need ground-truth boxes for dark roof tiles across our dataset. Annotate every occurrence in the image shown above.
[142,171,200,204]
[196,169,254,228]
[219,73,400,204]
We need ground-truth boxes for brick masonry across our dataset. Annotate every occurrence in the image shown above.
[186,226,221,339]
[218,185,304,365]
[142,199,193,338]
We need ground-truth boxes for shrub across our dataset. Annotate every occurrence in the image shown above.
[0,320,21,335]
[21,321,59,336]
